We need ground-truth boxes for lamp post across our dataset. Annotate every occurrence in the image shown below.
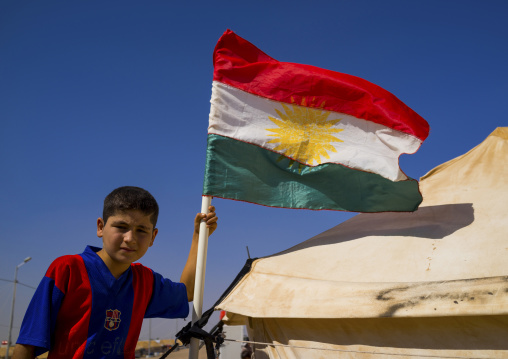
[147,318,151,357]
[5,257,32,359]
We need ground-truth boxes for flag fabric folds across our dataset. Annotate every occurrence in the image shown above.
[202,30,430,212]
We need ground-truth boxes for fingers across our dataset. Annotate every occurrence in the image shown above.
[202,206,217,228]
[195,206,218,228]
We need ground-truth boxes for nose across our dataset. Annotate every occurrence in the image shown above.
[124,230,136,243]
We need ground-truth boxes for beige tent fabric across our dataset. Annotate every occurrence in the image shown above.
[246,315,508,359]
[218,128,508,320]
[217,128,508,358]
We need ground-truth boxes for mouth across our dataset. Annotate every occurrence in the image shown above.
[120,247,136,252]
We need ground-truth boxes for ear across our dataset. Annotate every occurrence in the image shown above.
[97,218,105,238]
[150,228,158,247]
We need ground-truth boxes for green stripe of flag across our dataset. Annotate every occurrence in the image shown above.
[203,134,422,212]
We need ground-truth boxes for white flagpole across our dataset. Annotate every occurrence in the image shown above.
[188,195,212,359]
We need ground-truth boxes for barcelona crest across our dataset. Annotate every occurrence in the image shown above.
[105,309,121,331]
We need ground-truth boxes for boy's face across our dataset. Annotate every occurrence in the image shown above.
[97,209,158,275]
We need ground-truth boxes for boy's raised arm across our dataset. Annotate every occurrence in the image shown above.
[180,205,217,301]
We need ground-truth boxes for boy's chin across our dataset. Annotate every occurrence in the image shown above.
[111,252,137,264]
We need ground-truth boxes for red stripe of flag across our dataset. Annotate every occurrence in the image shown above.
[213,29,429,141]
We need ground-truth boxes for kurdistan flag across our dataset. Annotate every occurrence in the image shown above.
[202,30,430,212]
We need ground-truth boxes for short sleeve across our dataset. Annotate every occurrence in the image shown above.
[144,271,189,319]
[16,268,66,355]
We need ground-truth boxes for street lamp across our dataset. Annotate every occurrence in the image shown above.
[5,257,32,359]
[147,318,151,357]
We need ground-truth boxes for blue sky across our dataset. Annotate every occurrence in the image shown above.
[1,0,507,342]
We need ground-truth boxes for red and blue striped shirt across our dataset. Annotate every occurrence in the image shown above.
[17,246,189,358]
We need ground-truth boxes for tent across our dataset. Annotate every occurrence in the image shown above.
[216,128,508,358]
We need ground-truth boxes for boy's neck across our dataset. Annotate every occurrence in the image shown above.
[97,249,130,279]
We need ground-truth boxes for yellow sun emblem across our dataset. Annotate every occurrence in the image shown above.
[267,97,344,166]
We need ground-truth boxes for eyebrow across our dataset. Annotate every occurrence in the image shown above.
[137,225,152,230]
[111,221,152,230]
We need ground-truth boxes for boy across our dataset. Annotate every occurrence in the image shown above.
[13,186,217,358]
